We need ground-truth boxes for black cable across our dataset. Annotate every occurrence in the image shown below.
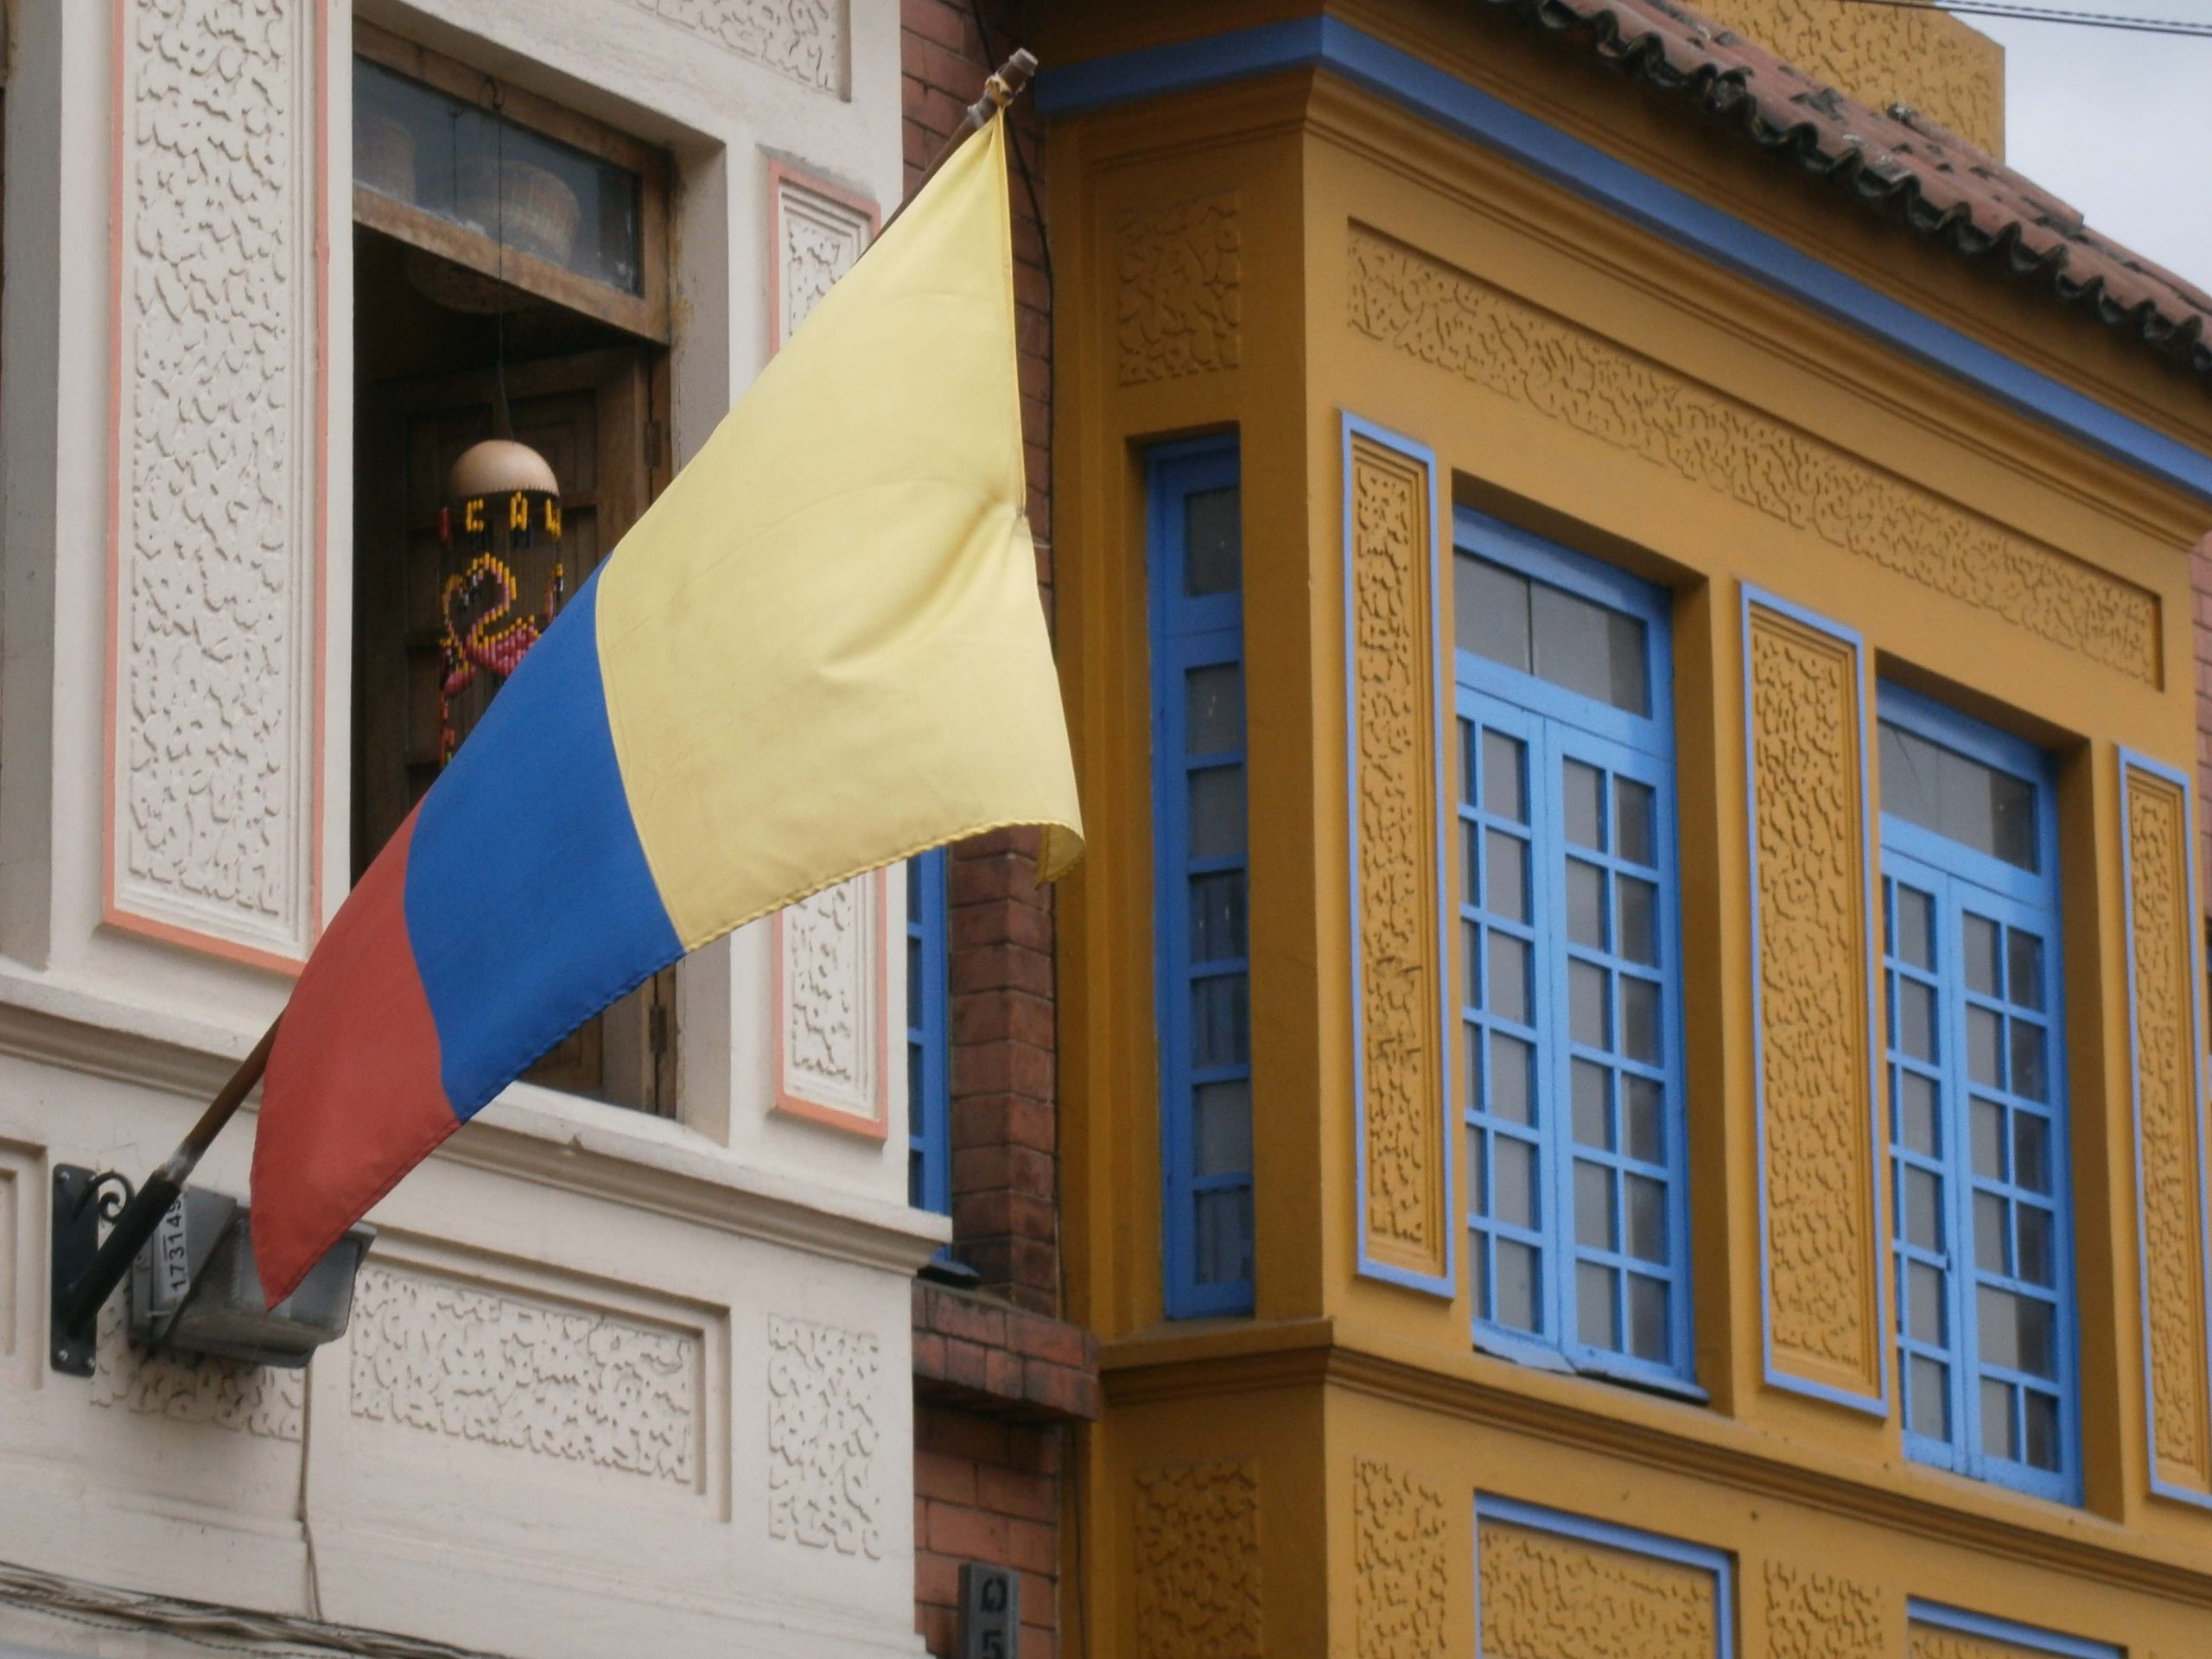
[1817,0,2212,38]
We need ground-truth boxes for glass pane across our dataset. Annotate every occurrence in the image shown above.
[1494,1138,1538,1229]
[1973,1100,2006,1181]
[1623,1077,1665,1166]
[1488,934,1531,1025]
[1563,761,1605,851]
[1967,1007,2004,1089]
[356,58,645,294]
[2008,930,2045,1011]
[1618,877,1658,967]
[1628,1274,1669,1361]
[2010,1021,2047,1103]
[1899,1071,1940,1156]
[1621,977,1662,1065]
[1980,1287,2056,1379]
[1909,1260,1946,1344]
[1189,871,1247,961]
[1878,719,2037,872]
[908,1148,925,1209]
[1187,766,1247,860]
[1183,487,1242,595]
[1910,1355,1950,1439]
[1963,915,2001,997]
[1572,1058,1611,1148]
[1191,975,1249,1069]
[1566,860,1606,949]
[2024,1389,2061,1471]
[906,932,923,1025]
[1483,730,1528,823]
[1456,556,1529,671]
[1532,581,1649,715]
[1905,1166,1942,1250]
[1578,1262,1618,1347]
[2013,1114,2050,1194]
[2017,1206,2054,1287]
[1982,1377,2016,1460]
[1185,664,1244,755]
[1495,1239,1540,1332]
[1892,885,1935,969]
[1896,979,1936,1062]
[1463,919,1479,1008]
[1575,1161,1614,1249]
[1615,780,1656,868]
[1489,1033,1535,1127]
[1486,831,1530,924]
[1194,1188,1253,1283]
[1192,1081,1252,1176]
[1625,1175,1667,1263]
[1974,1191,2008,1272]
[1570,961,1610,1048]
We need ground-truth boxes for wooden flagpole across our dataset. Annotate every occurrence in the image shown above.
[53,45,1044,1348]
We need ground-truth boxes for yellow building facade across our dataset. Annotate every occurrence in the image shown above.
[1037,2,2212,1654]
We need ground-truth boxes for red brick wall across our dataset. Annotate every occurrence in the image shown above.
[914,1406,1065,1659]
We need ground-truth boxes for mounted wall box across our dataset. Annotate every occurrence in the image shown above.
[127,1186,374,1368]
[957,1562,1018,1659]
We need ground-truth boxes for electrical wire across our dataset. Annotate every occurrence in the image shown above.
[1816,0,2212,38]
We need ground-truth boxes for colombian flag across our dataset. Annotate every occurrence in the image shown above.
[249,116,1082,1304]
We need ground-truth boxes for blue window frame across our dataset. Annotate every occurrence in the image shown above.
[1453,511,1694,1391]
[1150,437,1254,1318]
[906,849,951,1217]
[1878,685,2079,1503]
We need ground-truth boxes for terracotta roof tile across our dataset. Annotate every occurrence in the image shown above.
[1478,0,2212,387]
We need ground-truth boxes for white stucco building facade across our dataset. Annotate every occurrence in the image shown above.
[0,3,938,1654]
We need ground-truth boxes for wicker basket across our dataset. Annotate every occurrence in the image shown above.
[454,157,581,268]
[355,110,416,201]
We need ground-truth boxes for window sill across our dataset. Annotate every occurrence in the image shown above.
[1472,1328,1711,1404]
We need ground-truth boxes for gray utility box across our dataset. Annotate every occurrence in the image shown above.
[129,1187,374,1369]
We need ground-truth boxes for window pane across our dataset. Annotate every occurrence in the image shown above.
[1487,831,1531,924]
[2013,1114,2050,1194]
[1615,780,1656,868]
[1188,766,1247,861]
[1493,1138,1538,1229]
[1905,1166,1942,1250]
[2010,1022,2047,1103]
[1980,1287,2056,1379]
[1982,1378,2016,1460]
[1891,884,1935,969]
[1192,1081,1252,1176]
[1195,1188,1253,1283]
[1628,1275,1669,1361]
[1575,1161,1613,1249]
[1192,976,1249,1068]
[1563,761,1605,851]
[1963,915,2001,997]
[2008,930,2045,1011]
[1909,1261,1946,1343]
[1617,876,1658,967]
[1488,934,1531,1025]
[1896,979,1936,1062]
[1899,1071,1940,1156]
[1967,1007,2004,1089]
[1974,1191,2008,1272]
[1488,1033,1535,1127]
[1578,1262,1618,1348]
[1184,487,1242,595]
[1185,664,1243,755]
[1456,556,1529,671]
[2017,1206,2054,1287]
[1495,1240,1540,1332]
[1532,581,1649,715]
[1483,729,1528,823]
[1621,977,1662,1065]
[1566,860,1606,948]
[1190,871,1247,961]
[1910,1356,1950,1439]
[1972,1100,2005,1181]
[1878,720,2037,871]
[1625,1176,1667,1263]
[1570,961,1610,1048]
[1623,1075,1664,1165]
[2024,1390,2061,1471]
[1572,1059,1611,1148]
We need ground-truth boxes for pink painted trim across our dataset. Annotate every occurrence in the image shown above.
[99,0,328,977]
[768,868,893,1141]
[763,158,880,355]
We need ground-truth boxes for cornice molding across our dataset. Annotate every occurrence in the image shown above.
[1099,1319,2212,1610]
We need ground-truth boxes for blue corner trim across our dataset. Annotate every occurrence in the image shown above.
[1738,584,1889,1417]
[1907,1599,2120,1659]
[1344,410,1456,1300]
[1038,16,2212,505]
[2116,747,2212,1515]
[1477,1496,1735,1659]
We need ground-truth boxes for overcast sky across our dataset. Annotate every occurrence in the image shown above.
[1960,3,2212,292]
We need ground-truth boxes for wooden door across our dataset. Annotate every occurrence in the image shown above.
[353,346,676,1113]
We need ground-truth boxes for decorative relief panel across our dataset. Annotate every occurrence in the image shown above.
[766,1314,883,1558]
[1116,192,1242,385]
[91,1299,302,1440]
[1134,1459,1262,1659]
[773,871,888,1136]
[1693,0,2003,153]
[622,0,843,93]
[1910,1623,2063,1659]
[111,0,321,963]
[347,1265,701,1487]
[1745,602,1883,1401]
[1765,1562,1887,1659]
[1478,1520,1718,1659]
[1347,227,2158,684]
[772,168,875,347]
[1353,1457,1447,1659]
[1348,429,1449,1288]
[2123,761,2212,1494]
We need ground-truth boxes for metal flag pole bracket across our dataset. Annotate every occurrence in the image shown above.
[880,48,1037,238]
[49,1018,280,1376]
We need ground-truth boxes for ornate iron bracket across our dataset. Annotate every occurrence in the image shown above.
[49,1165,137,1375]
